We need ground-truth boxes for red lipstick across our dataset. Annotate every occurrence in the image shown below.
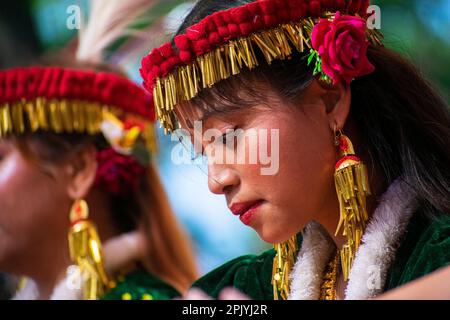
[230,200,263,225]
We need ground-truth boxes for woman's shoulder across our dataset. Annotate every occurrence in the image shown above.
[101,269,180,300]
[192,248,276,300]
[386,212,450,290]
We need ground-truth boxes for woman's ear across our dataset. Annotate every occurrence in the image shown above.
[64,145,98,201]
[324,82,352,131]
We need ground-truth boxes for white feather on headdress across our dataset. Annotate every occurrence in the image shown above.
[75,0,159,65]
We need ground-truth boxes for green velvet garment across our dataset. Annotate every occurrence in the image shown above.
[193,249,276,300]
[192,233,302,300]
[101,269,180,300]
[192,212,450,300]
[385,213,450,290]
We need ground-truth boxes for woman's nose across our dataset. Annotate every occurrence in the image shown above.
[207,165,240,195]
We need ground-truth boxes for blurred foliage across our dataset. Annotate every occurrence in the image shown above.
[372,0,450,101]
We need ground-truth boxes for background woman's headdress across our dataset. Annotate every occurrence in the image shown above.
[0,0,162,196]
[140,0,383,133]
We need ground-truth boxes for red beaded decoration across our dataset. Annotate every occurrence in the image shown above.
[140,0,379,133]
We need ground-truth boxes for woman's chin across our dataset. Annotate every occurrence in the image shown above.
[256,227,296,244]
[253,210,305,244]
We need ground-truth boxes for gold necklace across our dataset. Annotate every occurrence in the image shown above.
[272,236,342,300]
[319,250,341,300]
[272,235,298,300]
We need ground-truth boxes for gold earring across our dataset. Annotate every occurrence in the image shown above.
[272,235,298,300]
[68,199,113,299]
[333,129,371,281]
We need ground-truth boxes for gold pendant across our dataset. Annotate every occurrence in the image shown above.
[334,134,371,281]
[68,199,114,300]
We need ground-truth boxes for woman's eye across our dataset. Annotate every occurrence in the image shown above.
[221,128,234,143]
[220,127,239,148]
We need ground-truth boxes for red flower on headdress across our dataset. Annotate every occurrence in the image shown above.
[311,11,375,85]
[95,148,145,196]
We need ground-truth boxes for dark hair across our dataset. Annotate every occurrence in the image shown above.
[176,0,450,216]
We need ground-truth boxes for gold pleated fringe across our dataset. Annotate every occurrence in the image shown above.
[334,162,371,281]
[272,235,298,300]
[153,19,383,133]
[154,21,314,133]
[0,97,157,155]
[69,220,113,300]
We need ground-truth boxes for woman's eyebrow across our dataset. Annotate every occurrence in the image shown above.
[199,107,244,123]
[198,110,217,123]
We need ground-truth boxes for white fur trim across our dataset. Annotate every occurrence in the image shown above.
[345,179,418,299]
[12,278,39,300]
[49,266,83,300]
[13,231,145,300]
[50,231,146,300]
[288,221,336,300]
[288,178,418,300]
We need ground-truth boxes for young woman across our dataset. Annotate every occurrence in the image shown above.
[0,0,197,300]
[140,0,450,300]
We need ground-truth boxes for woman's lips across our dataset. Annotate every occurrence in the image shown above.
[230,200,264,225]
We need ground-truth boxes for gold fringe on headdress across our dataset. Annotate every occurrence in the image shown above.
[153,18,383,133]
[0,98,157,155]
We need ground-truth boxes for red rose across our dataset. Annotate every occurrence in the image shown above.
[95,148,146,196]
[311,11,375,85]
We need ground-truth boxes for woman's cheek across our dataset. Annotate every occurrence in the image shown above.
[0,152,62,235]
[0,153,30,264]
[0,152,20,186]
[0,154,27,227]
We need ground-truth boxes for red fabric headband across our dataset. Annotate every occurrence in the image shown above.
[0,66,154,121]
[140,0,370,92]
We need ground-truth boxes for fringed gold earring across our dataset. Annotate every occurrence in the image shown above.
[272,235,298,300]
[68,199,114,300]
[333,129,371,281]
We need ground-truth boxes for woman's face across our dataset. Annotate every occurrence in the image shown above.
[0,139,71,274]
[179,81,345,243]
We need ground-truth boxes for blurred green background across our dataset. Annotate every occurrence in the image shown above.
[372,0,449,101]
